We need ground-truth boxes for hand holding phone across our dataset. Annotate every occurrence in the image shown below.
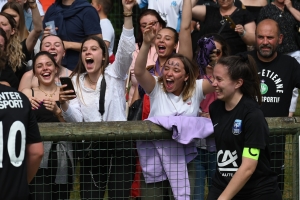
[45,21,57,35]
[59,77,76,97]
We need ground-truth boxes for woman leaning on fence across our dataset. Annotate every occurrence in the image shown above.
[134,0,215,199]
[58,0,136,199]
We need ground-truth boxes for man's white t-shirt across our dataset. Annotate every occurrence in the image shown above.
[100,18,115,57]
[137,0,183,32]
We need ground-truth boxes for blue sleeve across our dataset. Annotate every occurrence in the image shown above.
[82,7,102,35]
[138,0,149,8]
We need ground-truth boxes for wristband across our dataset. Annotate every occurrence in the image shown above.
[123,12,133,17]
[239,29,246,37]
[242,147,260,160]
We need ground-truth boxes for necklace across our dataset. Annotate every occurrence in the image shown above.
[272,2,284,17]
[87,75,97,85]
[38,86,57,98]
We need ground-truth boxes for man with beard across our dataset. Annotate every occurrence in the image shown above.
[258,0,300,118]
[247,19,300,193]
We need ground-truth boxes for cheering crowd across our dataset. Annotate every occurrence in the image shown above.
[1,0,300,199]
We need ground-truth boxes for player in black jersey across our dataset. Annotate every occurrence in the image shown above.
[0,84,43,200]
[208,55,281,200]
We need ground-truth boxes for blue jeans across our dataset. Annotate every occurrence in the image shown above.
[194,148,217,200]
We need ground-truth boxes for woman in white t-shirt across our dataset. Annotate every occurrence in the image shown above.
[134,0,214,198]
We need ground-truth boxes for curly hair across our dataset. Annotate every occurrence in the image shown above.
[0,12,25,72]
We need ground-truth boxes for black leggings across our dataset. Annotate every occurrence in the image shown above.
[79,141,135,200]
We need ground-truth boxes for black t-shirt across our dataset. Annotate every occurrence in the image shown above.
[248,51,300,117]
[203,6,254,55]
[0,39,32,90]
[0,85,41,200]
[209,96,278,198]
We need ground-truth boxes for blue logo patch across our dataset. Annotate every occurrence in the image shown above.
[171,1,177,7]
[232,119,242,135]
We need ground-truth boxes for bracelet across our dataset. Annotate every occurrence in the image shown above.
[239,29,246,37]
[123,11,133,17]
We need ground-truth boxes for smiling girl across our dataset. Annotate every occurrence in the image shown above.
[21,51,73,200]
[208,55,282,200]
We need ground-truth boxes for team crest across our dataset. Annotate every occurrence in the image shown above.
[232,119,242,135]
[260,79,268,95]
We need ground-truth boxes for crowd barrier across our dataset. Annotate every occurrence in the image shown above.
[30,117,299,200]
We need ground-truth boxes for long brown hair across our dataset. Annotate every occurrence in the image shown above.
[71,35,109,103]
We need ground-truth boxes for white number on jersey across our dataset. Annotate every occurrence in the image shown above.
[0,121,26,168]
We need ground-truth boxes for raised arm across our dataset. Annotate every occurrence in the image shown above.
[26,1,43,52]
[285,0,300,21]
[235,22,256,46]
[134,25,156,94]
[111,0,136,78]
[192,5,207,22]
[178,0,193,61]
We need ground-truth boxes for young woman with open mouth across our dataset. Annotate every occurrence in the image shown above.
[18,34,72,92]
[134,0,215,199]
[58,0,136,199]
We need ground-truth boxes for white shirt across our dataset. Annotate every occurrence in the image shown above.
[62,27,135,122]
[100,18,115,57]
[137,0,183,32]
[148,78,205,117]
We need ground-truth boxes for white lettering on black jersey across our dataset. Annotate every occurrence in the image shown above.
[0,121,26,168]
[217,150,239,177]
[0,92,23,109]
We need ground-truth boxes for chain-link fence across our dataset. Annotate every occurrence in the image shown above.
[27,118,300,200]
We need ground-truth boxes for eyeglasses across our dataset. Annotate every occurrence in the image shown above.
[215,49,222,56]
[140,21,159,29]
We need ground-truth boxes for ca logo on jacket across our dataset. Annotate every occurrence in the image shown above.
[217,150,239,177]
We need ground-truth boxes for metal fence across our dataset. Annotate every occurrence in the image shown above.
[27,117,300,200]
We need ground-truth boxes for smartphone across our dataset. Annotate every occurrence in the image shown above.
[59,77,76,96]
[45,20,57,35]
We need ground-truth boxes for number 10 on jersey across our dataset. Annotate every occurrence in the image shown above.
[0,121,26,168]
